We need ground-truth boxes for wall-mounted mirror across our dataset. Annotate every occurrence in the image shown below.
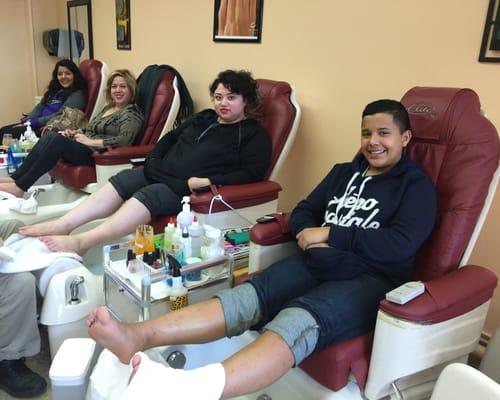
[67,0,94,63]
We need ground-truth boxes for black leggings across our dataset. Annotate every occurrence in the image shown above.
[11,131,94,191]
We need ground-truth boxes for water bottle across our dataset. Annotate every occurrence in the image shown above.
[6,147,17,175]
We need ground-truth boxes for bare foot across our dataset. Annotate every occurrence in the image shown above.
[0,182,24,197]
[19,219,72,237]
[39,234,86,255]
[87,306,141,364]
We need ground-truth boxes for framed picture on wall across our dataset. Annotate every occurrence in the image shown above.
[479,0,500,62]
[116,0,131,50]
[213,0,264,43]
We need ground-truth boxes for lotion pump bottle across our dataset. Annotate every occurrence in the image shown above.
[24,120,35,142]
[176,196,194,229]
[168,255,188,311]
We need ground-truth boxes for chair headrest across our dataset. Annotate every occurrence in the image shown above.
[402,87,494,145]
[79,59,103,119]
[134,69,176,145]
[254,79,297,178]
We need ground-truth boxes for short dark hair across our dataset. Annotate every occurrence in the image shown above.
[209,70,259,111]
[362,99,410,133]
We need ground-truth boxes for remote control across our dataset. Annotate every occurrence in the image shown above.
[256,214,277,223]
[385,281,425,304]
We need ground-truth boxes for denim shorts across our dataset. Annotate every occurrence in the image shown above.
[248,253,395,352]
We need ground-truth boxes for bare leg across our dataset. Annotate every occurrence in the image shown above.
[125,318,294,398]
[88,299,227,363]
[0,176,14,183]
[221,331,294,398]
[0,182,24,197]
[19,182,123,236]
[40,197,151,254]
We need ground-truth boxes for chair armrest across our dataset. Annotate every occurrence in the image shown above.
[190,181,282,213]
[92,145,155,165]
[380,265,498,323]
[250,213,293,245]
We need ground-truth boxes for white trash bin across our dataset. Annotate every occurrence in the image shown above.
[49,338,97,400]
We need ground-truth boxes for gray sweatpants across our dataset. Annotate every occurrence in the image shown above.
[0,220,40,361]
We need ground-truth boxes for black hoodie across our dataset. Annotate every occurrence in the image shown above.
[290,153,437,285]
[144,109,272,195]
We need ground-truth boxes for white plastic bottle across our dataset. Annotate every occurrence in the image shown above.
[163,217,176,252]
[176,196,194,230]
[24,121,35,142]
[188,216,203,258]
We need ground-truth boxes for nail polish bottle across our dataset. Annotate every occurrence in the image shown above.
[126,249,141,273]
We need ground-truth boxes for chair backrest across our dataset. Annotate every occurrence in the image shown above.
[253,79,301,180]
[401,87,499,281]
[78,59,109,121]
[133,69,179,146]
[48,67,179,190]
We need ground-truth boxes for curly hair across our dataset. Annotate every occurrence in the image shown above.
[209,70,259,113]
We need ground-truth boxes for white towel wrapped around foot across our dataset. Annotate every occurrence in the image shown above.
[124,352,226,400]
[0,235,81,273]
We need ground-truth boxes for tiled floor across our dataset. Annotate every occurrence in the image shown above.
[0,327,52,400]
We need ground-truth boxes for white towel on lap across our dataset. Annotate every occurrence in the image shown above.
[0,235,82,273]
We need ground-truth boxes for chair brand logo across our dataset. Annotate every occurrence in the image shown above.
[407,103,435,114]
[407,103,438,118]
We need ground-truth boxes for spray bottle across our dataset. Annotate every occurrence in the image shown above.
[168,254,188,311]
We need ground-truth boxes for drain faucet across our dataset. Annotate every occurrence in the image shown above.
[69,276,85,305]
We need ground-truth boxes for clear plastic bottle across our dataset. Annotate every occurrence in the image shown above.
[6,147,17,175]
[188,216,203,258]
[180,227,192,260]
[168,255,188,311]
[201,226,224,260]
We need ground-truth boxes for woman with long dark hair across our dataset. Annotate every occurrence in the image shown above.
[0,69,143,197]
[0,59,87,141]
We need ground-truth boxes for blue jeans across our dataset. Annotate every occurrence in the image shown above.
[248,253,395,352]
